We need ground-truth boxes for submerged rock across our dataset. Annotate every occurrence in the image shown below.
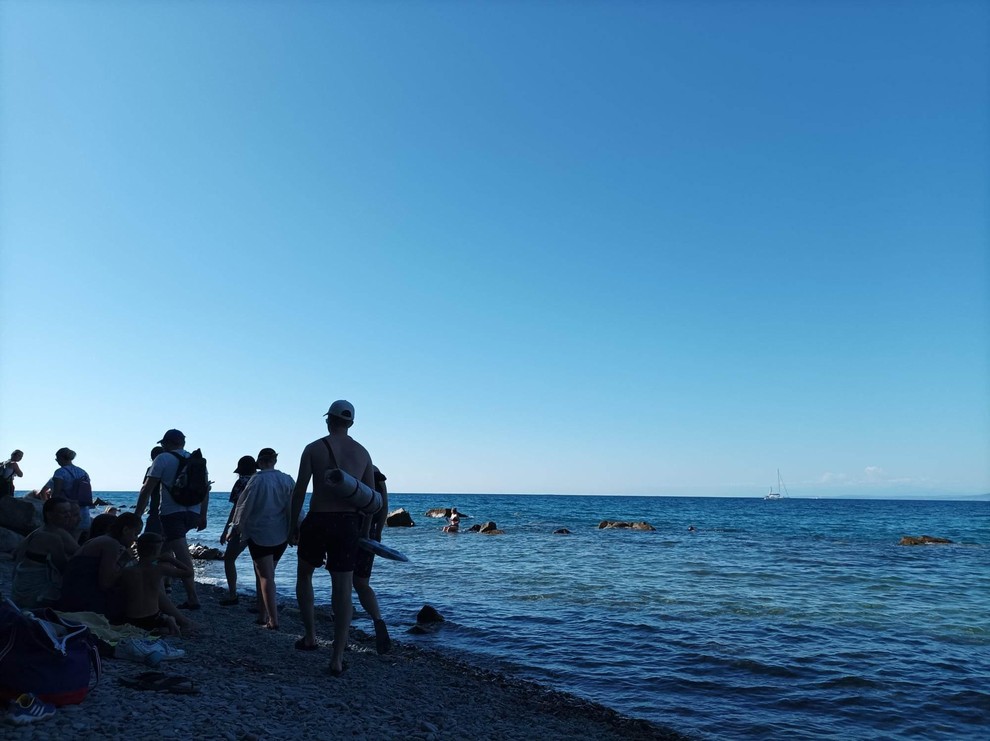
[386,508,415,527]
[425,507,471,519]
[598,520,656,531]
[552,528,572,535]
[899,535,953,546]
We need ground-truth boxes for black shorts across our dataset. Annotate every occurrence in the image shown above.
[247,539,288,563]
[127,612,167,632]
[161,511,199,542]
[298,512,360,572]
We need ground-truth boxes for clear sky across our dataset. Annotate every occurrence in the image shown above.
[1,1,987,497]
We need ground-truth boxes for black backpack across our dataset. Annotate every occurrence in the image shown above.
[168,449,211,506]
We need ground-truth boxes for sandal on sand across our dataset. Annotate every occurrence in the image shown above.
[176,602,201,611]
[219,596,239,606]
[294,638,318,651]
[374,619,392,655]
[325,661,348,677]
[119,671,199,695]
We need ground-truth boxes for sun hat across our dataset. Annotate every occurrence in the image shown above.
[234,455,257,475]
[324,400,355,421]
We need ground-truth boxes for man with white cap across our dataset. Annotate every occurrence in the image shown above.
[289,400,376,676]
[136,429,208,610]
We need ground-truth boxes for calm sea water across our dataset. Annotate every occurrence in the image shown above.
[100,492,989,739]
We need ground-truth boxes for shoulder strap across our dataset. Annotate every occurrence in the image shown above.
[321,437,339,470]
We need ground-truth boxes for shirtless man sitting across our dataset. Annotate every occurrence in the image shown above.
[116,532,196,636]
[289,400,377,676]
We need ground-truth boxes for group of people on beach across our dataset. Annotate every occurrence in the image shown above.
[6,399,392,676]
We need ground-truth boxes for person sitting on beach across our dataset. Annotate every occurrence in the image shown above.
[116,532,196,636]
[50,447,94,541]
[11,497,79,608]
[232,448,294,630]
[89,512,118,538]
[57,512,142,619]
[289,400,377,674]
[1,450,24,498]
[352,466,392,654]
[218,455,257,606]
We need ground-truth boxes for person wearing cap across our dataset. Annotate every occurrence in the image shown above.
[352,466,392,654]
[230,448,295,630]
[218,455,257,606]
[50,448,93,541]
[289,399,377,674]
[135,429,208,610]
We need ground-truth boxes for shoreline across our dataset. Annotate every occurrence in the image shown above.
[0,560,690,740]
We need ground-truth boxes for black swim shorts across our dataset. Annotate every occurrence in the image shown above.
[161,511,199,542]
[247,539,288,563]
[298,512,361,572]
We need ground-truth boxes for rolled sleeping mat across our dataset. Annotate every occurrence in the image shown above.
[324,468,382,515]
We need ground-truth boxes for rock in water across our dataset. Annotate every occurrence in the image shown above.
[386,508,415,527]
[188,543,224,560]
[552,528,572,535]
[899,535,953,546]
[417,604,444,623]
[598,520,656,531]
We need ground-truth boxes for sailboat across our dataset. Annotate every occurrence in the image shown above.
[764,469,788,500]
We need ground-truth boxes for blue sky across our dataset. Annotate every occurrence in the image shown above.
[1,1,987,496]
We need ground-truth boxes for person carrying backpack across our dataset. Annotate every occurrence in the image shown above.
[50,448,92,540]
[1,450,24,498]
[134,429,211,610]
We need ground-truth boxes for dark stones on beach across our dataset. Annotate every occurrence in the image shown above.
[598,520,656,531]
[899,535,954,545]
[553,528,572,535]
[386,508,415,527]
[0,496,42,535]
[188,544,225,560]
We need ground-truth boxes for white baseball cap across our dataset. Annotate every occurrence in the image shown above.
[324,400,355,421]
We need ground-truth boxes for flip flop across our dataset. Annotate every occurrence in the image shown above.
[294,638,318,651]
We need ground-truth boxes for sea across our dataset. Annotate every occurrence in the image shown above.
[95,492,989,740]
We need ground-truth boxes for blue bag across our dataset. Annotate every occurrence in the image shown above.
[0,598,101,705]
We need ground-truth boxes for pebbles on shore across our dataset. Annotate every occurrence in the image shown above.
[0,561,687,740]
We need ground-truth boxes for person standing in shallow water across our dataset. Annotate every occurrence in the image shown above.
[289,399,377,675]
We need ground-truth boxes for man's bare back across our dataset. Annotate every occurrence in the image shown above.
[302,433,375,513]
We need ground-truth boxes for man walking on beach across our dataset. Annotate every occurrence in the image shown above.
[135,429,209,610]
[289,400,376,676]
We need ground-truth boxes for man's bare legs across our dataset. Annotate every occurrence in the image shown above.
[296,559,318,648]
[166,536,199,607]
[353,576,381,622]
[354,575,391,654]
[329,570,354,673]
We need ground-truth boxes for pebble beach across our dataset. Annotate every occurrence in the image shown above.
[0,559,688,741]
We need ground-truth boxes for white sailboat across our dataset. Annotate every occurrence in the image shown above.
[764,469,788,500]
